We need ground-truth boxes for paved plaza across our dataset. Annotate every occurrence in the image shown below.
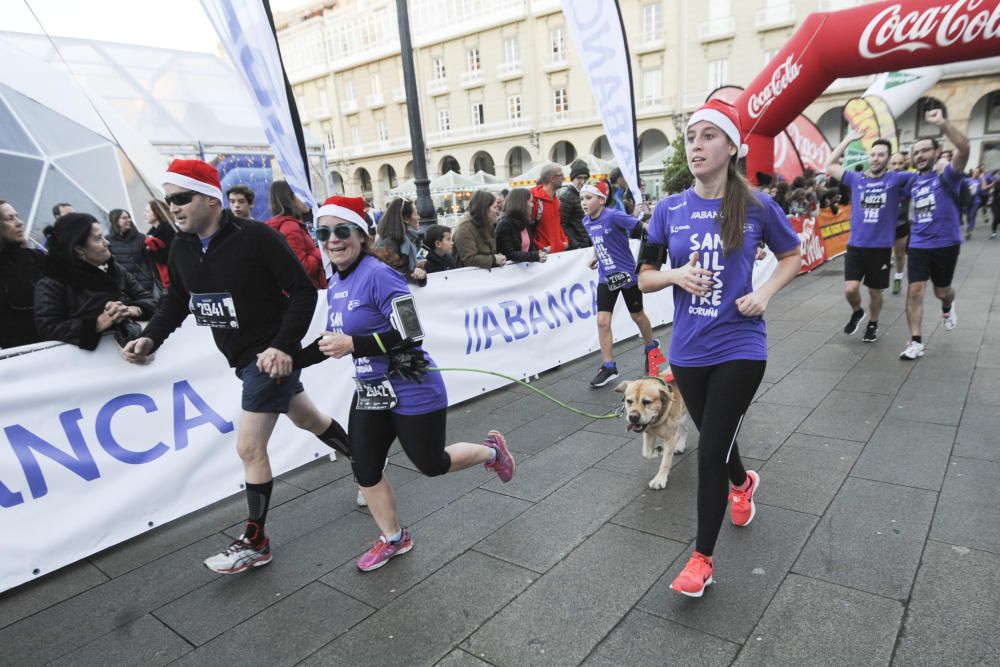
[2,236,999,666]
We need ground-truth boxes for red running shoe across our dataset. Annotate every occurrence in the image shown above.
[729,470,760,527]
[484,430,516,483]
[670,551,714,598]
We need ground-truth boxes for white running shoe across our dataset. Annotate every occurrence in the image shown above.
[943,304,958,331]
[900,340,925,360]
[204,537,272,574]
[356,488,367,507]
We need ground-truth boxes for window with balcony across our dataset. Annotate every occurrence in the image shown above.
[437,109,451,133]
[504,37,520,65]
[472,103,485,127]
[467,48,481,72]
[642,69,663,107]
[553,87,569,116]
[700,0,734,40]
[322,121,335,151]
[433,57,447,80]
[550,27,565,63]
[508,95,523,124]
[708,58,728,90]
[643,3,663,41]
[377,120,388,143]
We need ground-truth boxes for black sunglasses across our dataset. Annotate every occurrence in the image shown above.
[315,224,355,242]
[164,190,199,207]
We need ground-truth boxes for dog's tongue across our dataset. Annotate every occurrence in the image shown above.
[626,424,635,432]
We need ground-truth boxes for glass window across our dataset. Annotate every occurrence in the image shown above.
[317,85,329,115]
[504,37,520,64]
[507,95,522,123]
[433,57,447,80]
[352,126,361,146]
[322,121,335,150]
[472,103,485,126]
[708,59,728,90]
[709,0,730,19]
[437,109,451,132]
[553,88,569,115]
[642,70,662,105]
[467,48,481,72]
[345,80,355,102]
[377,120,388,142]
[550,28,565,62]
[763,49,779,66]
[643,3,663,40]
[370,74,382,94]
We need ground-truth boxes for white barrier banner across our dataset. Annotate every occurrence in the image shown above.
[1,247,777,592]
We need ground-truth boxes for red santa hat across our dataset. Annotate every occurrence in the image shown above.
[580,180,609,200]
[316,195,369,236]
[686,99,749,158]
[162,159,223,201]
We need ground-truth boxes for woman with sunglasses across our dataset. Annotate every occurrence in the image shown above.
[299,195,516,572]
[638,100,801,598]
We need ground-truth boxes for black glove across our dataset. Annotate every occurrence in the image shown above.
[388,350,429,383]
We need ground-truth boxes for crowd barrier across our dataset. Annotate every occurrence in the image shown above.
[0,242,790,592]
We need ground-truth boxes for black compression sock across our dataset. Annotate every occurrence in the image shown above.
[317,419,349,457]
[244,480,273,546]
[912,335,922,344]
[942,304,952,314]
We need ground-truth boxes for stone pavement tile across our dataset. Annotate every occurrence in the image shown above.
[382,465,494,527]
[638,505,817,643]
[435,649,492,666]
[46,614,192,667]
[797,390,891,442]
[756,368,846,409]
[892,541,1000,667]
[0,560,108,630]
[609,454,699,543]
[954,403,1000,462]
[967,367,1000,406]
[503,408,596,456]
[798,341,866,373]
[732,574,902,667]
[763,331,826,382]
[170,582,372,667]
[762,319,803,345]
[594,429,696,481]
[476,467,645,573]
[0,534,226,666]
[837,347,914,396]
[977,330,1000,369]
[582,609,739,666]
[278,454,355,491]
[489,392,561,424]
[756,433,863,516]
[851,418,955,491]
[736,402,812,460]
[482,430,628,502]
[794,477,936,600]
[156,511,373,646]
[891,375,969,427]
[754,381,773,400]
[300,552,534,667]
[907,349,978,380]
[322,489,530,607]
[465,524,685,666]
[94,479,305,578]
[930,456,1000,554]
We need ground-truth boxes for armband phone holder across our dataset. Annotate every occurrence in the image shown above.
[637,240,667,267]
[390,295,424,342]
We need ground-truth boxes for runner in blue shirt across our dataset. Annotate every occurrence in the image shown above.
[900,108,970,360]
[825,132,914,343]
[638,99,801,598]
[580,180,658,387]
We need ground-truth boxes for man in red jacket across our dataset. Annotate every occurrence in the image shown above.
[530,163,569,253]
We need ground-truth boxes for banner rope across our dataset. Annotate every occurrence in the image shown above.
[429,367,622,420]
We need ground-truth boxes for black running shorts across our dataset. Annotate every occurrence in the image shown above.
[907,244,960,288]
[596,282,643,314]
[844,245,892,290]
[895,222,911,240]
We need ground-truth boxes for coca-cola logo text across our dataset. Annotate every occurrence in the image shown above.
[747,55,802,119]
[787,123,831,171]
[859,0,1000,59]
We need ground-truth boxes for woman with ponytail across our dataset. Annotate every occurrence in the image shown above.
[638,99,801,598]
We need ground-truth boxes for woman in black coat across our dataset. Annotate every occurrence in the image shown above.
[0,199,46,349]
[107,208,156,292]
[34,213,155,350]
[495,187,548,264]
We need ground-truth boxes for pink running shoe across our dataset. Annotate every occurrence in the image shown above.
[357,528,413,572]
[484,430,516,483]
[729,470,760,527]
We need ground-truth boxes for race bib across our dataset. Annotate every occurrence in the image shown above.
[354,376,398,411]
[606,271,633,291]
[190,292,239,328]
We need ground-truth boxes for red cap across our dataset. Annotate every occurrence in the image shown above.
[687,98,748,158]
[316,195,369,235]
[163,159,223,201]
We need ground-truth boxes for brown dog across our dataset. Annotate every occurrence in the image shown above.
[614,368,689,489]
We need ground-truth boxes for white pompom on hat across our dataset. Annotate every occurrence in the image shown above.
[686,98,749,158]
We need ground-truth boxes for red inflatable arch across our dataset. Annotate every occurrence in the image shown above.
[735,0,1000,181]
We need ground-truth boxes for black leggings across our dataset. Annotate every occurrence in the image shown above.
[348,395,451,487]
[671,359,766,556]
[992,197,1000,234]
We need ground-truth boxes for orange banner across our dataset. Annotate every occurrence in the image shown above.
[817,204,851,259]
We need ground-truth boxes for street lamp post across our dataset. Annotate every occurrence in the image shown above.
[396,0,437,227]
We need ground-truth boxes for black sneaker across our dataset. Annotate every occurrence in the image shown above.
[590,364,619,388]
[862,322,879,343]
[843,310,866,335]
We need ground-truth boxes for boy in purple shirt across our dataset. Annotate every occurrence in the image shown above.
[900,108,969,360]
[580,180,658,388]
[826,133,914,343]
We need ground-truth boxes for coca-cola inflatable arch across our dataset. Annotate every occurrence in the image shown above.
[735,0,1000,182]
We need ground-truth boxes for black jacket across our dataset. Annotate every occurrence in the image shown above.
[34,257,156,350]
[424,249,456,273]
[558,185,592,250]
[142,210,317,369]
[495,213,541,263]
[108,226,155,292]
[0,243,46,349]
[146,221,177,266]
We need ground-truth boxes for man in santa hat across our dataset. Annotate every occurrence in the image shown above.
[121,158,348,575]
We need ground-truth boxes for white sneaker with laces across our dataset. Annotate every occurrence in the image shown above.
[900,340,925,360]
[943,304,957,331]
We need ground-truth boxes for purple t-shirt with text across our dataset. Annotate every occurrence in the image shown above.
[584,208,640,286]
[647,189,800,367]
[842,170,914,248]
[326,255,446,415]
[909,164,963,249]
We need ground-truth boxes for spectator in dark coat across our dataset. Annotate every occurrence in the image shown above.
[265,180,327,289]
[35,213,155,350]
[143,199,177,291]
[0,199,46,349]
[423,224,456,273]
[558,159,592,249]
[375,198,427,285]
[496,188,548,264]
[107,208,156,292]
[454,190,505,269]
